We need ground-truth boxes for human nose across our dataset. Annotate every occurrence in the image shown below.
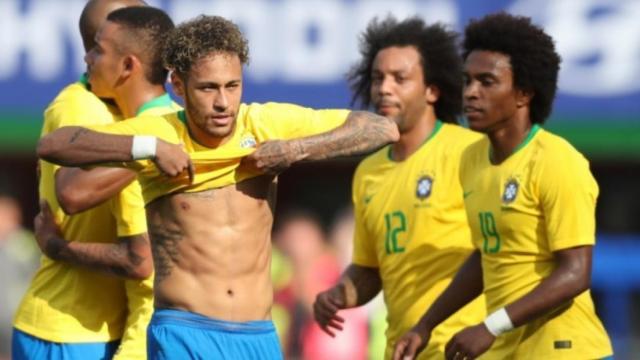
[213,90,228,110]
[464,80,479,100]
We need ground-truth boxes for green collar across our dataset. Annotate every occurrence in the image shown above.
[489,124,541,162]
[136,93,172,116]
[513,124,541,152]
[387,119,443,161]
[178,110,187,124]
[79,73,89,88]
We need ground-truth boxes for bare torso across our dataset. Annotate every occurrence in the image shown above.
[145,175,277,321]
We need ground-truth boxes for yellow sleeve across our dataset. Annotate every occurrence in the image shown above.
[351,166,379,267]
[110,180,147,237]
[538,148,599,251]
[113,277,154,360]
[246,102,349,140]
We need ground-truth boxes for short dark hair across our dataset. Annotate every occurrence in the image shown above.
[78,0,147,53]
[349,16,462,123]
[107,6,174,85]
[162,15,249,78]
[462,12,561,124]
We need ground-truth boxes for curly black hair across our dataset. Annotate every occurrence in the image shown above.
[349,16,462,123]
[162,15,249,78]
[107,6,174,85]
[463,12,561,124]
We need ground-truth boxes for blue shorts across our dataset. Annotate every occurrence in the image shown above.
[12,328,119,360]
[148,308,283,360]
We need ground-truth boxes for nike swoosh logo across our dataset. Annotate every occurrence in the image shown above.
[364,195,374,204]
[463,191,473,198]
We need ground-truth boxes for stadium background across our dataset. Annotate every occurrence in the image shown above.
[0,0,638,358]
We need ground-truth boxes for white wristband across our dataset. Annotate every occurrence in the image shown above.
[131,136,157,160]
[483,307,514,337]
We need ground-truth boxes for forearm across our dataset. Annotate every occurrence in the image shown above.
[38,126,134,166]
[56,167,137,214]
[292,111,399,161]
[46,234,152,279]
[417,251,484,331]
[340,264,382,307]
[503,246,592,327]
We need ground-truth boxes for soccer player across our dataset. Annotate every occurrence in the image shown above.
[393,13,613,360]
[12,3,176,360]
[312,16,485,359]
[36,15,399,359]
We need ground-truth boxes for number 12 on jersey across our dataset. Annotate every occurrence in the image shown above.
[384,211,407,254]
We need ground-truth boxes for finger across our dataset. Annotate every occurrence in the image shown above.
[40,199,49,212]
[327,319,344,331]
[319,325,336,338]
[187,159,195,184]
[393,339,412,360]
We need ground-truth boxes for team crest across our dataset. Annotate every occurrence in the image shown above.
[502,179,519,204]
[416,176,433,200]
[240,135,257,148]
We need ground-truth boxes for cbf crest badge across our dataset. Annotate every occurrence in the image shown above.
[416,176,433,200]
[502,178,519,204]
[239,134,257,148]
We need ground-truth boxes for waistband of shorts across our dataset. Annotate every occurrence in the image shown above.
[150,308,275,334]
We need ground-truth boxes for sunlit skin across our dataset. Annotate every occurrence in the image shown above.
[85,22,126,99]
[371,46,439,161]
[463,50,532,163]
[145,52,277,321]
[172,53,242,148]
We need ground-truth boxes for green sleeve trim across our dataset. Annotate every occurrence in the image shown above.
[136,93,173,116]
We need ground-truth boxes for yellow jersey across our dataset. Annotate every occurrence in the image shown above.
[352,121,486,359]
[459,125,612,359]
[87,102,349,203]
[14,79,176,351]
[116,93,181,359]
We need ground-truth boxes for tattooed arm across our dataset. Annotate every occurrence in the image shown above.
[35,201,153,279]
[244,111,399,174]
[38,126,194,179]
[313,263,382,336]
[38,126,135,166]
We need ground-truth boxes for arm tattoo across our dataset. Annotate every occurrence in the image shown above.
[149,224,184,282]
[297,111,397,161]
[69,128,89,144]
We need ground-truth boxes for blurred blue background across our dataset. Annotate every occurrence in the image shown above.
[0,0,638,359]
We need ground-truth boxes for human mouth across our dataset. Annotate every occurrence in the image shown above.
[209,114,233,126]
[463,106,483,117]
[376,101,398,116]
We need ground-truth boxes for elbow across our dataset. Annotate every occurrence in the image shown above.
[37,135,56,161]
[129,261,153,280]
[57,188,84,215]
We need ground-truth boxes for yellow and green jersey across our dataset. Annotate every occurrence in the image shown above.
[87,102,349,204]
[352,121,486,359]
[116,93,180,360]
[460,125,612,359]
[14,79,176,350]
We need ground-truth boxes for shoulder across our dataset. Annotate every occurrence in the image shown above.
[43,82,114,130]
[439,123,484,153]
[533,129,591,171]
[353,147,389,182]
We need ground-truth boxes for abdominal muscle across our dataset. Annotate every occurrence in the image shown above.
[145,175,277,322]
